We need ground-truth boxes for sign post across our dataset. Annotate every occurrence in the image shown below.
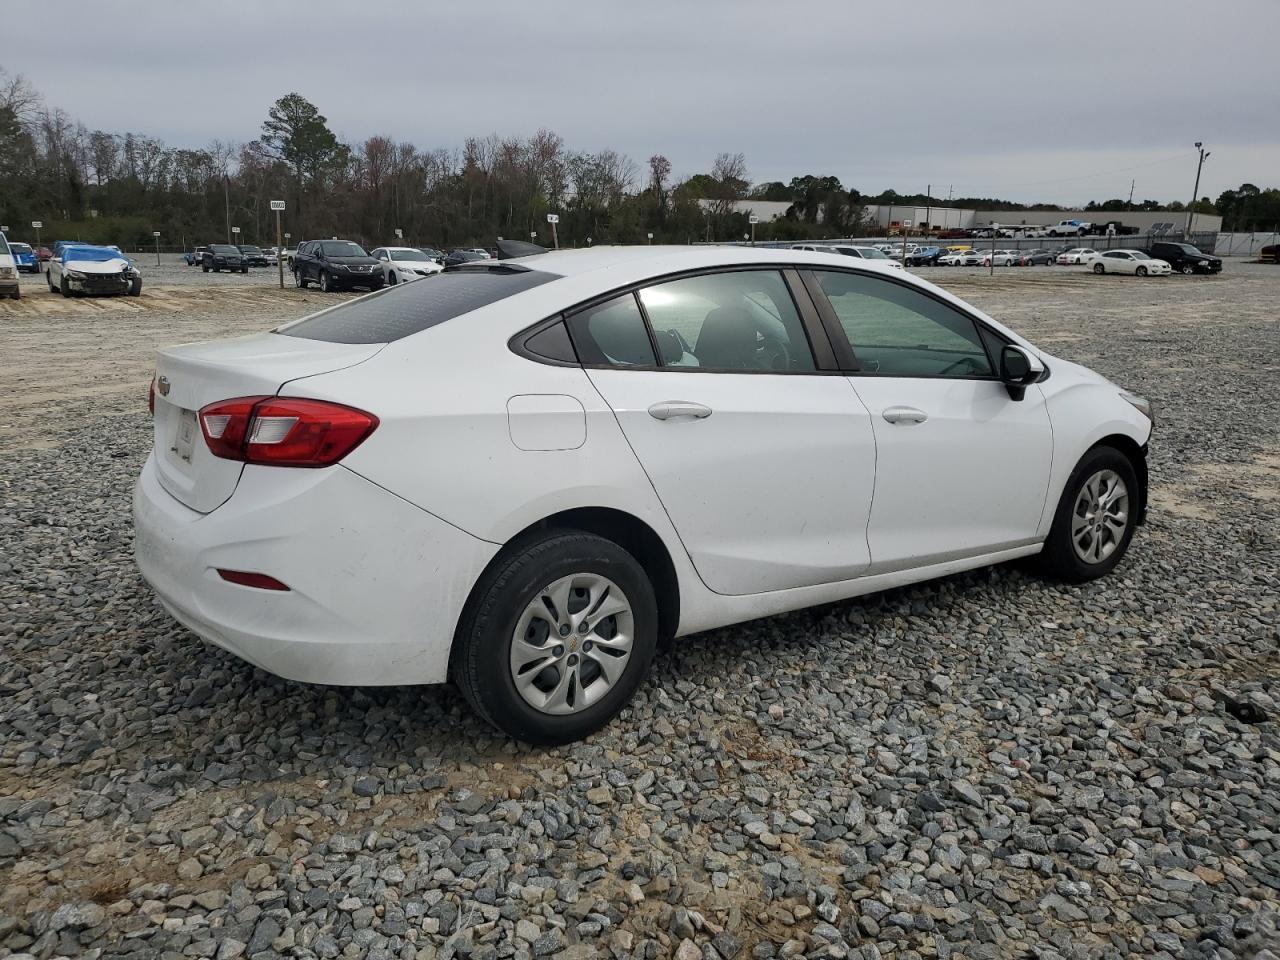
[546,214,559,249]
[901,219,912,265]
[749,214,759,246]
[153,231,161,266]
[32,221,43,251]
[646,232,653,245]
[270,201,286,287]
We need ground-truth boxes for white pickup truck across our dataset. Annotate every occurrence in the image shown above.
[1045,219,1094,237]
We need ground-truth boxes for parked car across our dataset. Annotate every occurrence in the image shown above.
[184,246,209,266]
[907,246,945,266]
[444,248,491,267]
[792,244,905,270]
[46,243,142,296]
[981,250,1018,267]
[1017,249,1056,266]
[1143,241,1222,275]
[1260,244,1278,264]
[134,245,1153,744]
[0,233,19,299]
[8,241,40,273]
[1087,250,1171,276]
[418,247,446,264]
[939,249,984,266]
[1056,248,1095,265]
[294,239,383,292]
[370,246,444,284]
[236,245,271,267]
[34,245,53,263]
[202,244,248,273]
[281,246,300,268]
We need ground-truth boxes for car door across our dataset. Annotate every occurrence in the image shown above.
[570,268,878,597]
[1104,252,1133,274]
[806,268,1053,571]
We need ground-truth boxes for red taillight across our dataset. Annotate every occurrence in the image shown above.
[198,396,378,467]
[148,377,156,416]
[217,569,290,591]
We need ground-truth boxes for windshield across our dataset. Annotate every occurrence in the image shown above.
[452,250,487,261]
[10,242,31,254]
[860,248,890,260]
[0,236,8,255]
[239,245,262,253]
[210,244,239,254]
[388,248,430,262]
[320,241,366,257]
[1176,244,1199,254]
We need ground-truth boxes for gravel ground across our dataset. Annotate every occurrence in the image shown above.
[1,264,1277,960]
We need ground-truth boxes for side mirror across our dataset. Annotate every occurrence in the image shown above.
[1000,345,1044,401]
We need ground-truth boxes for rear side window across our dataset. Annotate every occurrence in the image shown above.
[566,293,656,366]
[278,267,559,344]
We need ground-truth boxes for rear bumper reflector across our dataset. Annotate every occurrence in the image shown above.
[216,569,291,591]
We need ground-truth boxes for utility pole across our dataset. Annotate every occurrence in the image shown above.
[224,174,232,244]
[925,184,931,236]
[1127,179,1135,210]
[1186,142,1210,238]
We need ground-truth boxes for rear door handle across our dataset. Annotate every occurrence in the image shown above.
[882,405,928,424]
[648,401,712,421]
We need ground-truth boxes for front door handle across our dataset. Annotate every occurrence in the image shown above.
[648,401,712,421]
[882,405,928,424]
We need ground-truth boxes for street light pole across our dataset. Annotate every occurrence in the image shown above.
[1186,142,1210,238]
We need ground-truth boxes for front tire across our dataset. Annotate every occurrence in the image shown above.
[319,271,332,293]
[452,531,659,745]
[1036,446,1139,583]
[1093,263,1105,274]
[1180,264,1194,275]
[1136,266,1147,277]
[59,275,70,297]
[128,277,142,297]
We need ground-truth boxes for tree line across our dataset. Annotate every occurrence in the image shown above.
[2,69,1276,253]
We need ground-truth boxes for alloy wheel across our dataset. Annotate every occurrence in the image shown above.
[508,573,634,715]
[1071,469,1129,564]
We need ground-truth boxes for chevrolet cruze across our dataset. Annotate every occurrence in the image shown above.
[134,246,1152,744]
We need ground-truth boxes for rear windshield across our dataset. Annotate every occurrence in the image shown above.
[277,266,560,344]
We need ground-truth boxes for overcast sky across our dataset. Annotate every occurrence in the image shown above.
[8,1,1279,205]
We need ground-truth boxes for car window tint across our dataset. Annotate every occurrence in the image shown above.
[813,271,993,378]
[278,268,559,344]
[637,270,815,372]
[566,293,655,366]
[523,320,578,364]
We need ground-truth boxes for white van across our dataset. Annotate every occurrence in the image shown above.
[0,233,20,300]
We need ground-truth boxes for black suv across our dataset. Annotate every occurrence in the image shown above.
[294,239,383,292]
[202,244,248,273]
[1145,241,1222,275]
[236,244,270,267]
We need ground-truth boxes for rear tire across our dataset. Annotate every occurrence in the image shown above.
[1036,446,1139,583]
[452,531,659,745]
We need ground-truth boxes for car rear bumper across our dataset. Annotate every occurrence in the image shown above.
[133,452,498,685]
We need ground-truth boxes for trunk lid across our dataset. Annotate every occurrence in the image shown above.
[152,332,382,512]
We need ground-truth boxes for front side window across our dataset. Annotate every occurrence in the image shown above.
[566,293,655,366]
[813,270,993,378]
[637,270,815,372]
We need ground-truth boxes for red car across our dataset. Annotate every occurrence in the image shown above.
[1260,244,1278,264]
[35,245,53,262]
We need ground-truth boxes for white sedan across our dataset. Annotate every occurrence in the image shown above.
[370,246,444,284]
[1087,250,1172,277]
[981,250,1018,267]
[134,245,1153,744]
[1056,248,1095,265]
[47,243,142,296]
[938,249,983,266]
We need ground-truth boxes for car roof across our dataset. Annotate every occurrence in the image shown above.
[504,244,920,279]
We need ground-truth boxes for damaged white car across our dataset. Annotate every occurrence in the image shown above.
[47,244,142,297]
